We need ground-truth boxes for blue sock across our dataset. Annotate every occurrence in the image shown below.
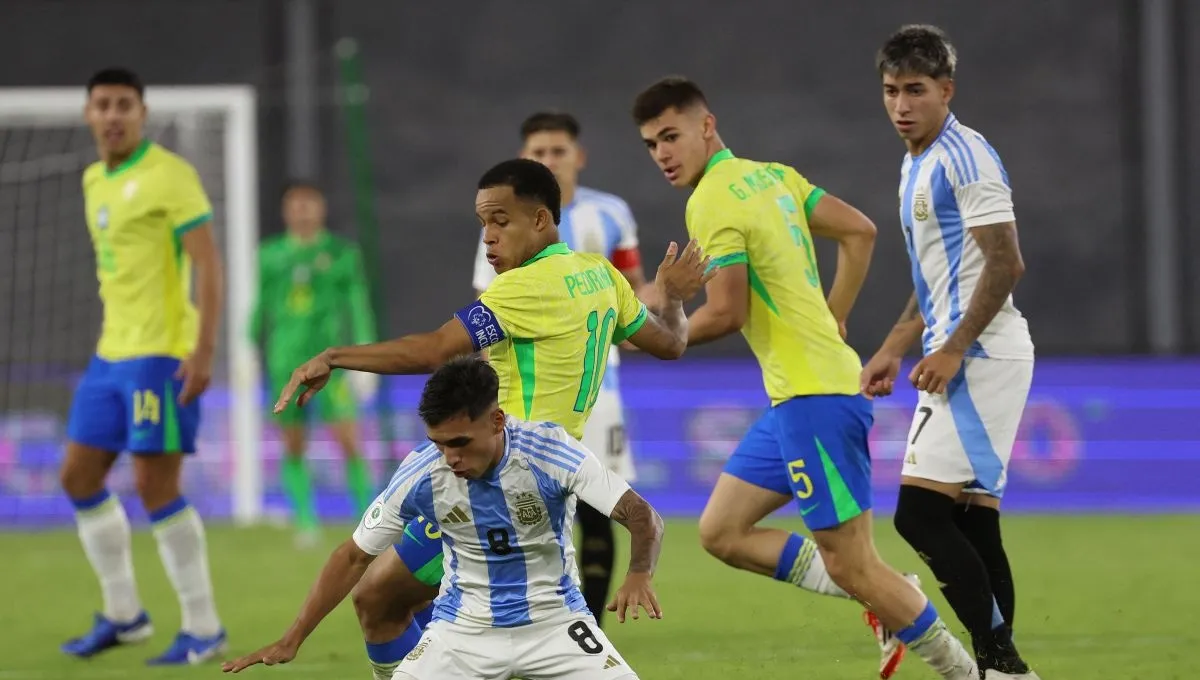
[413,603,434,629]
[771,533,851,598]
[772,533,806,582]
[895,599,940,645]
[365,620,424,670]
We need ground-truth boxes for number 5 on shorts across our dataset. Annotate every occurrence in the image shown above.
[788,459,813,500]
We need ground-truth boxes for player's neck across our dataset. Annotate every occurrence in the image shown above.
[693,138,728,187]
[102,138,145,171]
[906,111,951,156]
[288,227,325,244]
[560,184,576,207]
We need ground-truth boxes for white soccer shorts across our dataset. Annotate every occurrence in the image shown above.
[393,613,637,680]
[581,387,636,482]
[900,357,1033,498]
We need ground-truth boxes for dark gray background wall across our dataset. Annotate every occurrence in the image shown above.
[0,0,1193,361]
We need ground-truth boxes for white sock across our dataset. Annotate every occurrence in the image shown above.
[151,499,222,637]
[777,534,852,599]
[370,661,400,680]
[908,618,980,679]
[74,491,143,623]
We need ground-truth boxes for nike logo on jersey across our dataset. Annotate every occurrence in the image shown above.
[440,506,470,524]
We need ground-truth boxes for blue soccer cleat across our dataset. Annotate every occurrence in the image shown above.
[146,629,228,665]
[61,611,154,658]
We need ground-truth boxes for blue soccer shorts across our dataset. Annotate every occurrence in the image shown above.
[67,355,200,455]
[394,514,445,586]
[723,394,874,531]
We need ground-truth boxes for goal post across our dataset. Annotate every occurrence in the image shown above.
[0,86,264,525]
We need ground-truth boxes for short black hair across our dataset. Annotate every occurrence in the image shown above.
[520,111,580,140]
[87,68,145,98]
[477,158,561,225]
[631,76,709,125]
[281,179,323,199]
[876,25,957,80]
[418,356,500,427]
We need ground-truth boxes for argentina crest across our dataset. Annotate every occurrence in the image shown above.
[912,191,930,221]
[514,491,545,526]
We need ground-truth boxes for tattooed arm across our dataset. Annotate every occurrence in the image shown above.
[880,291,926,357]
[941,222,1025,355]
[610,489,665,575]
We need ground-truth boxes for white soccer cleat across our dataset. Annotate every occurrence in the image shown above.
[863,572,922,679]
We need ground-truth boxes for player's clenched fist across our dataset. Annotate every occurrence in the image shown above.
[607,572,662,623]
[274,351,334,413]
[221,639,298,673]
[654,239,715,302]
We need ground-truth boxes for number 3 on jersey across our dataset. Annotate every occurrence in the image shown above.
[573,307,616,413]
[776,196,820,288]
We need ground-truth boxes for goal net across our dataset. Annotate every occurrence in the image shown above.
[0,87,263,526]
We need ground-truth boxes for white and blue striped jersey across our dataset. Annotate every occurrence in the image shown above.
[898,113,1034,360]
[352,416,632,629]
[473,186,641,393]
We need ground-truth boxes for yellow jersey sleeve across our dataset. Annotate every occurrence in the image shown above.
[455,269,543,351]
[772,163,827,222]
[163,159,214,235]
[604,259,648,342]
[685,189,749,270]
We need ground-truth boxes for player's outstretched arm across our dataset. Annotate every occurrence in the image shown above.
[807,193,878,327]
[625,240,713,359]
[177,224,224,405]
[221,538,375,672]
[274,319,472,413]
[607,488,665,623]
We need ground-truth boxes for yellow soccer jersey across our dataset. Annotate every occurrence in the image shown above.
[83,140,213,360]
[686,149,861,404]
[453,242,648,439]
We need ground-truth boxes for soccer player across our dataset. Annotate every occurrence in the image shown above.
[223,159,708,679]
[224,356,662,679]
[249,181,378,547]
[632,77,980,680]
[58,68,226,664]
[860,25,1039,680]
[472,111,646,626]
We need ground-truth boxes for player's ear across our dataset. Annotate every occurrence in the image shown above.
[702,112,717,140]
[941,78,955,105]
[491,408,505,432]
[575,144,588,171]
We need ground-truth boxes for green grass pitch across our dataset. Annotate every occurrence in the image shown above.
[1,515,1196,679]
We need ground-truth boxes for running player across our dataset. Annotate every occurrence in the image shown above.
[860,25,1039,680]
[249,181,378,547]
[59,68,226,664]
[632,76,979,679]
[473,111,645,625]
[224,159,708,680]
[224,356,661,679]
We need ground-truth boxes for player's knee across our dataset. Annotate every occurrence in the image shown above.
[59,444,112,499]
[697,515,739,564]
[352,579,416,637]
[132,456,183,510]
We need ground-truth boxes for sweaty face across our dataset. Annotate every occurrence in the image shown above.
[475,185,551,274]
[426,409,506,479]
[282,188,326,239]
[882,72,953,149]
[639,106,714,188]
[521,131,584,195]
[84,84,146,160]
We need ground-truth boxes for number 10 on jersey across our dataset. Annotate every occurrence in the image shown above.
[573,308,616,413]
